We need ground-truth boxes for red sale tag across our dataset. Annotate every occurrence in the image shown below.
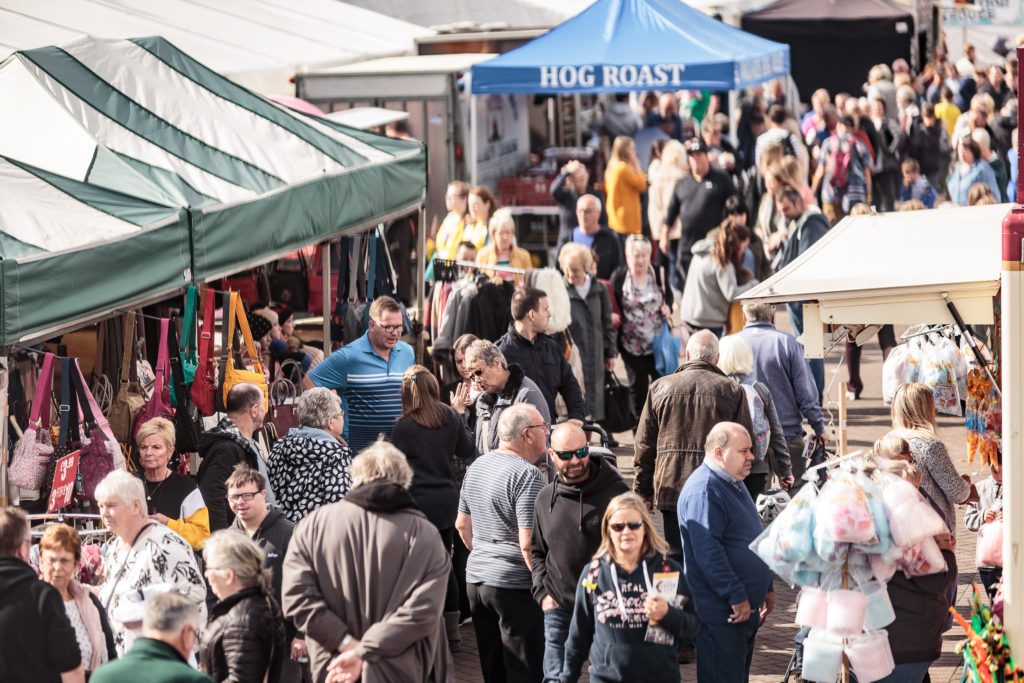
[47,450,80,514]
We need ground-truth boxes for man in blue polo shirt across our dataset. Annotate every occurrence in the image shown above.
[304,296,413,453]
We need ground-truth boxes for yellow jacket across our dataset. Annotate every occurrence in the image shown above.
[605,161,647,235]
[476,244,533,285]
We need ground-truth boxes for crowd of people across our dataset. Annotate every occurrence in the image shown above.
[1,45,1007,683]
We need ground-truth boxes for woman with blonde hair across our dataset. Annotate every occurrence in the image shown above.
[135,416,210,550]
[562,493,698,683]
[648,140,689,278]
[200,530,287,682]
[605,136,648,243]
[463,185,500,249]
[476,208,532,284]
[891,382,976,534]
[433,180,471,260]
[38,524,116,675]
[389,364,475,650]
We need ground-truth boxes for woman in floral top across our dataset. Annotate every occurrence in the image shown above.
[608,236,673,429]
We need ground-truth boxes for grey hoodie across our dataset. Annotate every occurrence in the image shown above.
[679,239,758,329]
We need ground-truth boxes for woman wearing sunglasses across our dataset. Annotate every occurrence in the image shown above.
[562,493,698,682]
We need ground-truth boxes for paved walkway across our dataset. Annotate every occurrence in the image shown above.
[454,335,981,682]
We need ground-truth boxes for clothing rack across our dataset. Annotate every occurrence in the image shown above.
[435,258,528,275]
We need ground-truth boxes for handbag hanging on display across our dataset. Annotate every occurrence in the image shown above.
[268,377,299,436]
[43,357,79,501]
[191,288,218,416]
[9,352,56,491]
[132,318,174,441]
[222,291,269,410]
[169,318,204,461]
[71,359,118,502]
[109,312,147,443]
[170,285,199,407]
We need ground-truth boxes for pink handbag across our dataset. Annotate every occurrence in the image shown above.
[133,318,173,441]
[72,359,121,501]
[977,520,1004,567]
[10,353,56,490]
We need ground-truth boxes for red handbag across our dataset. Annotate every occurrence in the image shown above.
[133,318,173,440]
[191,291,218,416]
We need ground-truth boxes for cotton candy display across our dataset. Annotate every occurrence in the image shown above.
[816,473,876,544]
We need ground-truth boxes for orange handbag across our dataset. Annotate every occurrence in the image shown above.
[222,292,269,410]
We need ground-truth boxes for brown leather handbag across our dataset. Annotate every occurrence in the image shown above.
[108,311,146,443]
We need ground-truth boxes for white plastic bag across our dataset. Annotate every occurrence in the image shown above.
[881,343,920,404]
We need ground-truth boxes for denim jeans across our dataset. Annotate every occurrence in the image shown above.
[870,660,932,683]
[541,605,572,682]
[696,615,759,683]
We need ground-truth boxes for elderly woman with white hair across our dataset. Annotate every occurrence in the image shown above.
[95,470,207,655]
[609,235,673,426]
[267,386,353,523]
[717,334,794,499]
[282,441,452,683]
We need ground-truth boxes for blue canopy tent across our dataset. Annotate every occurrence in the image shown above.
[470,0,790,94]
[467,0,790,183]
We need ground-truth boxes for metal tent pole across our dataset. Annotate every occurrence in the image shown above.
[469,77,479,187]
[0,354,8,508]
[322,243,332,352]
[416,203,427,363]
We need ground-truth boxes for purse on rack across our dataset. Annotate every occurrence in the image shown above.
[170,285,199,407]
[43,357,78,501]
[169,318,204,458]
[133,318,174,441]
[72,359,118,502]
[222,291,269,409]
[109,312,147,442]
[191,288,218,416]
[10,352,56,491]
[269,377,299,436]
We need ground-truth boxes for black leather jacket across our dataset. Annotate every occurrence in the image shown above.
[200,586,287,682]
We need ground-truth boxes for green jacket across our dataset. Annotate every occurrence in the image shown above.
[90,638,212,683]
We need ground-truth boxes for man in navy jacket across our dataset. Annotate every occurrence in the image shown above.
[678,422,773,683]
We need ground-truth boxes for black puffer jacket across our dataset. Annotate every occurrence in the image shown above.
[197,418,260,532]
[200,586,287,682]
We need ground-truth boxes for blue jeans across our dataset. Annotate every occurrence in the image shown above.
[869,661,932,683]
[542,605,572,682]
[696,615,759,683]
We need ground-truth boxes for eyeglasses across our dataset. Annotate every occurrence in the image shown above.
[609,521,644,533]
[525,423,550,435]
[470,368,485,378]
[227,491,262,503]
[373,320,403,335]
[553,446,589,461]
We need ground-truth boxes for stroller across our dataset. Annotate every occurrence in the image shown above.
[582,422,620,472]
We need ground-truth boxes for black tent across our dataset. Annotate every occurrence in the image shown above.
[741,0,915,102]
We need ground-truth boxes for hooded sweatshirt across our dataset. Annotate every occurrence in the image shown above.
[197,417,272,531]
[531,456,629,609]
[0,557,82,683]
[679,238,758,329]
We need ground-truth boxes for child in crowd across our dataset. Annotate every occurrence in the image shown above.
[899,158,937,208]
[964,453,1004,600]
[873,433,912,462]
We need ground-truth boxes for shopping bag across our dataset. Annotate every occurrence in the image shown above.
[599,374,633,434]
[222,292,269,410]
[71,359,118,502]
[169,319,203,458]
[652,322,681,377]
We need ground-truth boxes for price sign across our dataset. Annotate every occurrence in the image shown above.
[47,450,80,513]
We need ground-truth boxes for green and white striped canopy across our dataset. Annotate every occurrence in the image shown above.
[0,36,425,345]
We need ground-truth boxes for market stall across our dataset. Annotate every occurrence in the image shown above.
[468,0,791,185]
[737,201,1024,657]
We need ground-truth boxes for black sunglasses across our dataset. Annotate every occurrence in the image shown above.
[470,368,485,378]
[553,446,589,461]
[609,521,643,533]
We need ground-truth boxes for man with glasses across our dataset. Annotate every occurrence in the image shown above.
[530,423,627,683]
[456,404,548,682]
[0,507,86,683]
[460,339,550,457]
[227,465,306,682]
[304,296,413,453]
[565,194,622,279]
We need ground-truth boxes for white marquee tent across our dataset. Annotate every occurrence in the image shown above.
[0,0,432,95]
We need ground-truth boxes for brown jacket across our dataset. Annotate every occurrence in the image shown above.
[633,360,755,510]
[282,482,453,683]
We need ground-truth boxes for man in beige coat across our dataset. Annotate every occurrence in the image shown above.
[282,441,453,683]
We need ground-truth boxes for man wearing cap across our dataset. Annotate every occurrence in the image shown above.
[661,137,737,285]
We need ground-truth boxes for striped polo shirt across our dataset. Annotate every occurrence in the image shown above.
[308,333,414,454]
[458,449,545,589]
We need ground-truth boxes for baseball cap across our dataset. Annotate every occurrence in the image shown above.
[685,138,708,154]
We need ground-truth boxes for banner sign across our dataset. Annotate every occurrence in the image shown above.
[941,0,1024,26]
[47,450,80,513]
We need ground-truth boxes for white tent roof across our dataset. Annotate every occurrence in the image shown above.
[340,0,591,30]
[739,204,1006,330]
[0,0,432,95]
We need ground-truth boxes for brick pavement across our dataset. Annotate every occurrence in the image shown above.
[453,337,981,682]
